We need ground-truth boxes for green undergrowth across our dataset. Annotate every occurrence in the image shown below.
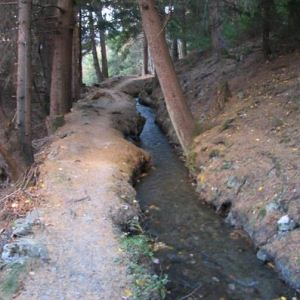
[0,261,28,300]
[120,234,168,300]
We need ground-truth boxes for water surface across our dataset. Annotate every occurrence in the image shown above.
[136,102,298,300]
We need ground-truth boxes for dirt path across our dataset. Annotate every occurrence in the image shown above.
[1,86,150,299]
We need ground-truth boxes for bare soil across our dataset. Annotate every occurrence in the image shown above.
[1,82,151,299]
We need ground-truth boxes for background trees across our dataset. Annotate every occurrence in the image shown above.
[0,0,300,163]
[16,0,33,162]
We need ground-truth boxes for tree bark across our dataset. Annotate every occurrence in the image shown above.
[143,32,149,75]
[50,0,74,118]
[179,3,187,58]
[209,0,224,53]
[78,8,83,87]
[138,0,195,153]
[89,10,103,83]
[72,8,81,101]
[261,0,273,59]
[16,0,33,163]
[97,4,109,79]
[172,38,179,62]
[72,23,81,101]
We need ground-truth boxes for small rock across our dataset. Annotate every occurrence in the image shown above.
[228,283,236,291]
[12,210,40,237]
[256,249,271,262]
[277,215,296,232]
[152,258,160,264]
[226,176,241,190]
[2,238,49,263]
[266,202,280,214]
[237,91,245,100]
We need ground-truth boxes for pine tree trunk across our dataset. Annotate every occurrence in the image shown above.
[79,8,83,86]
[97,5,108,79]
[72,7,81,101]
[72,23,81,101]
[100,31,108,78]
[89,10,103,83]
[50,0,74,118]
[180,39,187,58]
[143,32,149,75]
[179,4,187,58]
[209,0,224,53]
[138,0,195,153]
[261,0,273,58]
[16,0,33,163]
[172,38,179,62]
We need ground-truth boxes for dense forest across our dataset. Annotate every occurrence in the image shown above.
[1,0,300,164]
[0,0,300,299]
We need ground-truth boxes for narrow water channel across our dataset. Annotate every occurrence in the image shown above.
[136,102,298,300]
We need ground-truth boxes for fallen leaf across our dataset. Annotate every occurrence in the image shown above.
[123,288,133,298]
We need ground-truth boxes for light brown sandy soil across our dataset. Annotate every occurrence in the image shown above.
[147,46,300,291]
[4,85,150,299]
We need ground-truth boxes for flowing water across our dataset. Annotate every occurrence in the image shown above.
[136,102,298,300]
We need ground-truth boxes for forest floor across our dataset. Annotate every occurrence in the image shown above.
[0,41,299,298]
[0,79,154,299]
[145,41,300,291]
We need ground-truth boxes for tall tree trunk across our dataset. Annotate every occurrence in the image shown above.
[50,0,74,119]
[138,0,195,153]
[16,0,33,163]
[261,0,273,58]
[72,8,81,101]
[72,23,81,101]
[78,8,83,87]
[143,32,149,75]
[180,39,187,58]
[172,38,179,62]
[179,3,187,58]
[209,0,224,53]
[89,10,103,83]
[99,30,108,78]
[97,4,108,79]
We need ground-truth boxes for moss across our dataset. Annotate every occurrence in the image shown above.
[193,120,215,136]
[185,151,198,174]
[0,262,27,299]
[48,115,65,133]
[258,207,267,219]
[271,117,284,128]
[220,118,235,132]
[221,160,234,170]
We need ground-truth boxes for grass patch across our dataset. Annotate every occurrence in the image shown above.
[221,160,234,170]
[120,234,168,300]
[193,120,215,136]
[220,118,235,132]
[0,262,27,299]
[258,207,267,219]
[185,151,198,174]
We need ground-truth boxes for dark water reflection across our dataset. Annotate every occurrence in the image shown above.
[136,102,298,300]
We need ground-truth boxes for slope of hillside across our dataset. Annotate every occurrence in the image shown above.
[146,44,300,291]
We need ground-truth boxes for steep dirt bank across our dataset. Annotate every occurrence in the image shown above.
[145,46,300,291]
[0,86,153,299]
